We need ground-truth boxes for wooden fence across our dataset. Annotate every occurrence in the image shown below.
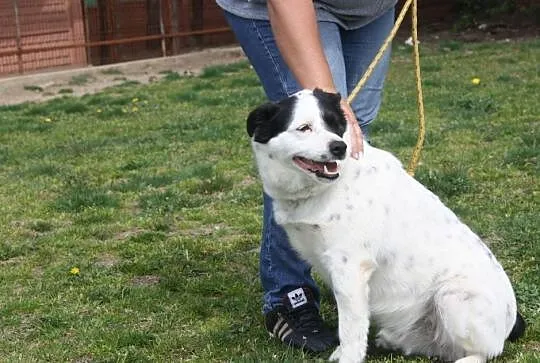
[0,0,235,76]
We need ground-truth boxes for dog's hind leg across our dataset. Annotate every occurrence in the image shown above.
[374,301,450,358]
[435,287,507,361]
[455,354,485,363]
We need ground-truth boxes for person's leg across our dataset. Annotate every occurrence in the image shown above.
[223,11,364,353]
[223,12,299,102]
[318,22,347,98]
[341,8,395,134]
[223,12,345,352]
[223,12,330,314]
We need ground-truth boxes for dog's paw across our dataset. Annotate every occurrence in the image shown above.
[329,345,366,362]
[329,345,341,361]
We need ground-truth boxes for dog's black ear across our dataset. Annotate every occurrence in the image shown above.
[313,88,342,105]
[312,88,347,137]
[246,102,280,139]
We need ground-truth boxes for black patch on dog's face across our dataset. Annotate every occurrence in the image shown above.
[313,88,347,137]
[246,96,297,144]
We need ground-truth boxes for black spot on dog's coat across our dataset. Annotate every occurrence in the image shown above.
[328,213,341,222]
[404,255,415,269]
[366,166,378,175]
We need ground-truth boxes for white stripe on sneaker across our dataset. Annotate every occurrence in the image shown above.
[278,322,289,339]
[281,328,293,341]
[272,317,284,336]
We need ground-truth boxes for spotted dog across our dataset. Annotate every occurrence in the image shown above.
[246,89,525,363]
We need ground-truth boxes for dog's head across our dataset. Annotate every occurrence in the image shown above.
[247,89,350,200]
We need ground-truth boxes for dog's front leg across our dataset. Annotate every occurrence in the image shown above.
[327,254,374,363]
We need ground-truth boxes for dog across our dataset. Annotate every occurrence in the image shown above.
[246,89,525,363]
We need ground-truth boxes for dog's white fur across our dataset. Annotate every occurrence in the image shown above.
[250,90,518,363]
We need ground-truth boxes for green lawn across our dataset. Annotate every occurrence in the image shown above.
[0,38,538,362]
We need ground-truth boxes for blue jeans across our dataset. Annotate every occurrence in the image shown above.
[223,8,394,314]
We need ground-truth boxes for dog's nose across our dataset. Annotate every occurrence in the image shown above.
[329,140,347,158]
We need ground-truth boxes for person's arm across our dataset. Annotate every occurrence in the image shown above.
[268,0,363,158]
[267,0,335,92]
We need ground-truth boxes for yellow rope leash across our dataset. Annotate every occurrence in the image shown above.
[346,0,426,176]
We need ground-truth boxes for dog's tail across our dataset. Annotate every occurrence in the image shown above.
[507,311,526,342]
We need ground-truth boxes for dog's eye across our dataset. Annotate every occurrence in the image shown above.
[297,124,312,132]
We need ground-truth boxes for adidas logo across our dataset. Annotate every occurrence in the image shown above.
[287,288,308,308]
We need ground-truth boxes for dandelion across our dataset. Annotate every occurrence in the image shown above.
[70,267,80,275]
[132,97,139,103]
[96,108,102,113]
[132,106,139,112]
[471,77,481,85]
[44,117,52,123]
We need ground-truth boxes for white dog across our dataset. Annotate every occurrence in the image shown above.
[247,89,524,363]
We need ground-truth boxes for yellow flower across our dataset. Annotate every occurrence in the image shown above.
[471,77,481,85]
[96,108,102,113]
[44,117,52,123]
[70,267,80,275]
[132,97,139,103]
[132,106,139,112]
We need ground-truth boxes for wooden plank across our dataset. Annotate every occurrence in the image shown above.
[68,0,87,66]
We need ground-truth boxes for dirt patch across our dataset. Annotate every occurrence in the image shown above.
[0,25,536,107]
[114,228,147,241]
[0,46,245,106]
[94,254,120,269]
[130,275,161,287]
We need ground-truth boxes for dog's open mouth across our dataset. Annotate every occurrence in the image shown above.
[293,156,339,180]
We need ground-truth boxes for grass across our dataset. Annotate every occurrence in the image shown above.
[58,88,74,94]
[159,70,183,81]
[0,38,538,362]
[101,68,124,75]
[23,84,44,92]
[69,73,95,86]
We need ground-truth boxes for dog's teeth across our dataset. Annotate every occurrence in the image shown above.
[324,164,337,175]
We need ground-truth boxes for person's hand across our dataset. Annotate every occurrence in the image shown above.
[340,100,364,159]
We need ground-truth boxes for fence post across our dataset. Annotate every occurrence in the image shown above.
[169,0,180,54]
[12,0,23,74]
[159,0,167,57]
[191,0,203,46]
[82,1,92,65]
[104,0,118,63]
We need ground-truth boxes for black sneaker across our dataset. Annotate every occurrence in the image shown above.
[264,287,338,353]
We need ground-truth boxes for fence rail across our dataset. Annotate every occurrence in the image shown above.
[0,0,235,76]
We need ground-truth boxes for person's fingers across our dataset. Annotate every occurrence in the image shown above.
[350,121,364,159]
[340,101,364,159]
